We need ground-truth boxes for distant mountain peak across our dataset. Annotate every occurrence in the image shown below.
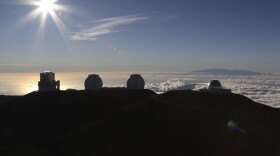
[190,69,262,75]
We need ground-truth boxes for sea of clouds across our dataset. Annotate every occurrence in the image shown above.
[139,73,280,108]
[104,73,280,107]
[0,72,279,108]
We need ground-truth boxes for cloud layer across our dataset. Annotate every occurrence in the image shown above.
[101,73,280,107]
[71,15,148,41]
[0,73,279,108]
[143,74,280,108]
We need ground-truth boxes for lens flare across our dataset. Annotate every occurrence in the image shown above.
[227,120,247,134]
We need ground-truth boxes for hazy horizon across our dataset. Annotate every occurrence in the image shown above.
[0,68,279,75]
[0,72,279,108]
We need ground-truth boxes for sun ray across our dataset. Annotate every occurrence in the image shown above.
[0,8,41,43]
[49,11,71,47]
[35,12,47,44]
[2,0,70,47]
[34,0,70,44]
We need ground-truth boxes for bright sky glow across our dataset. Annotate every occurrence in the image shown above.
[6,0,69,47]
[37,0,57,15]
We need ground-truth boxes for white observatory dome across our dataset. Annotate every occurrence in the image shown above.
[127,74,145,89]
[207,80,223,90]
[84,74,103,90]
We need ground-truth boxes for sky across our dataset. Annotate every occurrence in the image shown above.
[0,0,279,73]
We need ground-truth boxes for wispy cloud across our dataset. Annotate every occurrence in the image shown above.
[0,64,41,67]
[71,15,148,41]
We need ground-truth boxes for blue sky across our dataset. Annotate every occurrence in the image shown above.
[0,0,279,73]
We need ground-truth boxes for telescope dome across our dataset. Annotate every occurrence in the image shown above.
[127,74,145,89]
[208,80,222,90]
[85,74,103,90]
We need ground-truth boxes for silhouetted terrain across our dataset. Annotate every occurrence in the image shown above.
[0,95,20,106]
[0,89,280,156]
[190,69,262,75]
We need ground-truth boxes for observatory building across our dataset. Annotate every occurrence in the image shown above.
[127,74,145,89]
[85,74,103,90]
[38,71,60,92]
[199,80,231,94]
[208,80,223,90]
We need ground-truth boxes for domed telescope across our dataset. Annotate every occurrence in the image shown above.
[85,74,103,90]
[38,71,60,92]
[208,80,223,90]
[127,74,145,89]
[199,80,231,94]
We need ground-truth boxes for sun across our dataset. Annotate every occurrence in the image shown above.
[38,0,57,14]
[8,0,70,44]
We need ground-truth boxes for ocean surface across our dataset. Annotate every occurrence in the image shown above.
[0,72,279,108]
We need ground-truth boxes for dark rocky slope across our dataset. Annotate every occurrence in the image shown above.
[0,89,279,156]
